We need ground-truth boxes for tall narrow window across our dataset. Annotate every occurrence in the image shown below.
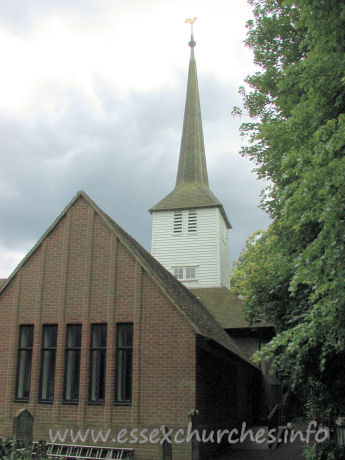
[64,324,82,403]
[39,325,58,402]
[173,211,183,233]
[89,324,107,403]
[15,325,34,401]
[115,323,133,404]
[188,210,197,232]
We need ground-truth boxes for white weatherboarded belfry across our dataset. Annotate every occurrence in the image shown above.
[150,32,231,289]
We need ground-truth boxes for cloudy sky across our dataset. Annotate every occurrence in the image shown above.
[0,0,271,279]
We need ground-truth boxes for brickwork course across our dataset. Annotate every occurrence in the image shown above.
[0,192,260,460]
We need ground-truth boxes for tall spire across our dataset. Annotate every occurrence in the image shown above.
[176,21,208,187]
[149,22,231,229]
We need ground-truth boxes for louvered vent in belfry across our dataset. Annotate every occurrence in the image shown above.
[188,210,197,232]
[173,211,183,233]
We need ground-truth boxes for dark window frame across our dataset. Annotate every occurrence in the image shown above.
[15,325,34,401]
[89,323,107,405]
[39,324,58,403]
[63,324,82,404]
[115,323,133,405]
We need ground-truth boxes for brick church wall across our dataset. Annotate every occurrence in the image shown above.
[0,196,196,460]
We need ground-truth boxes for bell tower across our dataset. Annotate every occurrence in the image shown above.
[150,24,231,288]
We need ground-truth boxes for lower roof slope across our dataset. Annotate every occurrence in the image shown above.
[0,191,254,367]
[190,287,272,330]
[90,194,250,364]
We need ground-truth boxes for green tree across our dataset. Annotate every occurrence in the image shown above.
[231,0,345,420]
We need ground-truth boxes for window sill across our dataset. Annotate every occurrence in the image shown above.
[13,399,29,403]
[114,402,132,406]
[62,401,79,405]
[88,401,105,406]
[38,400,54,404]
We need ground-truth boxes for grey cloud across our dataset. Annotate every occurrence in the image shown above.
[0,71,269,277]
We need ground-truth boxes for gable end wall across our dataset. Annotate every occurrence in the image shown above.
[0,196,196,460]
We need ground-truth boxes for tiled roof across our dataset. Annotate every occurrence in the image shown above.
[151,182,221,209]
[87,193,251,364]
[191,287,272,330]
[150,182,231,228]
[0,191,254,367]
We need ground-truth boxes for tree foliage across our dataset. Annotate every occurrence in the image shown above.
[231,0,345,419]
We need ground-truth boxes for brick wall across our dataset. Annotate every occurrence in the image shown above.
[0,196,196,460]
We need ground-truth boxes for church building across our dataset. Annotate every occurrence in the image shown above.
[0,32,278,460]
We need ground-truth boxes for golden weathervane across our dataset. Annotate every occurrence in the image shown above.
[185,17,197,36]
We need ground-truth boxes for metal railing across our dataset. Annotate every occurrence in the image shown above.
[32,442,134,459]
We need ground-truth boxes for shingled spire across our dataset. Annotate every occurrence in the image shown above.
[176,33,208,187]
[150,29,231,229]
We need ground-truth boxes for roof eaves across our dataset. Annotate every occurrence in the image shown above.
[81,193,250,364]
[0,190,249,366]
[150,204,231,230]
